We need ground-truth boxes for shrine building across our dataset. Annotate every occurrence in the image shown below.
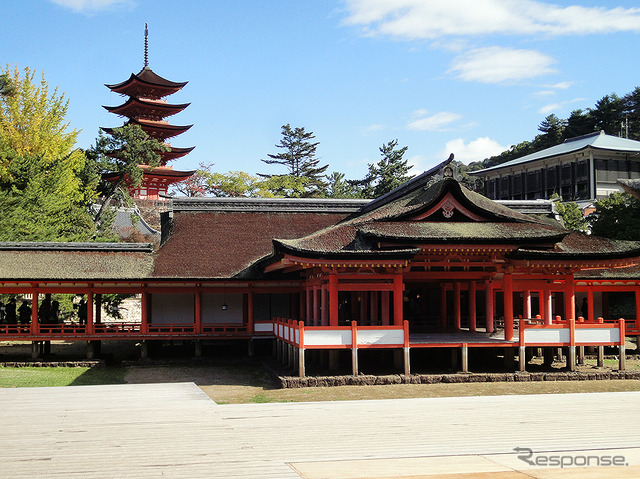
[1,160,640,376]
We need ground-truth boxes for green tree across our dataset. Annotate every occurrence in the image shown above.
[550,194,588,233]
[260,124,328,197]
[589,192,640,240]
[590,94,624,135]
[354,139,413,198]
[326,171,362,199]
[0,65,100,241]
[207,171,278,198]
[534,114,566,149]
[87,124,167,231]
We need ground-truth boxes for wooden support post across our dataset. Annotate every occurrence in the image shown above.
[453,282,461,330]
[329,273,339,327]
[504,273,514,341]
[450,348,458,369]
[597,346,604,367]
[140,340,148,359]
[469,282,477,332]
[298,348,305,377]
[461,344,468,373]
[485,282,494,333]
[313,288,319,326]
[306,287,312,323]
[393,273,404,326]
[140,291,149,334]
[403,348,410,375]
[195,340,202,358]
[31,341,39,359]
[86,340,95,359]
[276,339,282,362]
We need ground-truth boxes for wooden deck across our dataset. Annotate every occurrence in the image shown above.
[2,383,640,477]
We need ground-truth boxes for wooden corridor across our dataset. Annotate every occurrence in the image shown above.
[2,383,640,478]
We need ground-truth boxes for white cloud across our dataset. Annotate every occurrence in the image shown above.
[440,137,507,163]
[407,111,462,131]
[448,46,556,83]
[49,0,131,12]
[538,98,586,114]
[343,0,640,39]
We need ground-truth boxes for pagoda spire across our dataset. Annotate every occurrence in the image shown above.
[144,23,149,68]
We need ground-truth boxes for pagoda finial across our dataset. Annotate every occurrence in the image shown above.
[144,23,149,68]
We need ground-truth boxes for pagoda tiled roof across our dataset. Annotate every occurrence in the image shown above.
[106,67,187,99]
[104,97,190,121]
[102,120,193,141]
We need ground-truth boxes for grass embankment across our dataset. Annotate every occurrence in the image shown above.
[0,366,127,388]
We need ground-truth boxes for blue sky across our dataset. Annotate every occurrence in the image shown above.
[5,0,640,181]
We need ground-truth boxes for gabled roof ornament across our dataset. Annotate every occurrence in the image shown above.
[425,153,455,189]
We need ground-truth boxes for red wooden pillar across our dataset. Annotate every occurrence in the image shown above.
[381,291,390,326]
[504,273,514,341]
[30,291,39,334]
[565,275,575,322]
[247,290,254,334]
[86,291,94,335]
[393,273,403,326]
[469,281,477,332]
[587,289,594,323]
[453,282,461,331]
[537,290,544,319]
[485,282,494,333]
[140,291,149,334]
[440,284,448,331]
[329,273,339,327]
[543,289,552,326]
[523,290,531,319]
[321,284,328,326]
[194,290,202,334]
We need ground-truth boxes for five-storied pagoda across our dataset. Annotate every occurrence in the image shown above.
[102,24,195,200]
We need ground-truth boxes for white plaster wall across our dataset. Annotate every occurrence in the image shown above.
[202,293,243,324]
[151,294,194,324]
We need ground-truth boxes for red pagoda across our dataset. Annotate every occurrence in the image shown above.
[102,24,195,200]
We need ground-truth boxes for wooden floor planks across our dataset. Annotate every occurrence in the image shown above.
[1,384,640,478]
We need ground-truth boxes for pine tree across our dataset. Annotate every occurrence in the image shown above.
[259,124,328,197]
[354,140,414,198]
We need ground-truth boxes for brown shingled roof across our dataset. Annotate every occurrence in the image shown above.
[152,211,352,279]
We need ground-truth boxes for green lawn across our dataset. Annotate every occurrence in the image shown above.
[0,366,127,388]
